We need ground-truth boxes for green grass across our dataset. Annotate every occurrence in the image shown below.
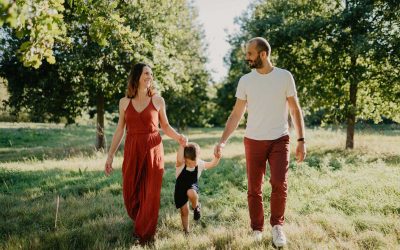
[0,123,112,162]
[0,123,399,249]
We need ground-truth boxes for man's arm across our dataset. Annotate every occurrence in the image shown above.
[287,95,306,162]
[214,98,247,157]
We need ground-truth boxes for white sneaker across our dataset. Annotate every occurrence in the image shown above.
[252,230,263,242]
[272,225,287,247]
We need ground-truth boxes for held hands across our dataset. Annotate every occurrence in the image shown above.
[214,150,222,160]
[214,142,225,158]
[296,141,306,163]
[178,134,188,147]
[104,156,114,176]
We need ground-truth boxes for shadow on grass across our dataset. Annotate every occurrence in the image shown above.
[1,132,398,249]
[0,125,110,163]
[0,168,120,198]
[0,157,249,249]
[0,168,132,248]
[302,148,400,170]
[0,146,101,163]
[0,126,242,163]
[309,124,400,136]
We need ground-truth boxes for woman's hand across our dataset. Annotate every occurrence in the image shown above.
[178,134,188,147]
[105,156,114,176]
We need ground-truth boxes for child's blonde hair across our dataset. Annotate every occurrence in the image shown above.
[184,142,200,161]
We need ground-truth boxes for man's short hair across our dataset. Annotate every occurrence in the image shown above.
[184,142,200,161]
[248,37,271,57]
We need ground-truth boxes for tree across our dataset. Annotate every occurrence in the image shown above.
[219,0,400,148]
[0,0,67,68]
[1,0,212,149]
[155,2,212,129]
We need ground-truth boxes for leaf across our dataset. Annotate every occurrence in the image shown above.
[6,16,17,28]
[46,55,56,64]
[16,30,26,39]
[19,41,31,51]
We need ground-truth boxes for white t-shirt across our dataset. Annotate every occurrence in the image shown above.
[235,67,297,140]
[176,159,206,179]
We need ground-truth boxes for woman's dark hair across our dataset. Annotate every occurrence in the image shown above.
[126,63,155,98]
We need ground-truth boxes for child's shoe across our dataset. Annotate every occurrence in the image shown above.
[193,203,201,220]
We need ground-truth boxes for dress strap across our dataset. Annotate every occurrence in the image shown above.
[150,96,158,112]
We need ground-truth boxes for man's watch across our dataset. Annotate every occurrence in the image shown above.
[297,138,305,142]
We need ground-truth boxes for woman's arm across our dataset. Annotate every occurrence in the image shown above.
[155,96,186,144]
[105,98,127,175]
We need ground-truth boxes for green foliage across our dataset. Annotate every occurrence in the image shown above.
[213,27,252,125]
[0,0,67,68]
[0,53,84,123]
[1,0,212,129]
[218,0,400,127]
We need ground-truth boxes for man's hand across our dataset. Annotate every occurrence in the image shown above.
[214,142,225,158]
[296,142,306,163]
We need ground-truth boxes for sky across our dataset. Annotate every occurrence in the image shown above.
[193,0,253,82]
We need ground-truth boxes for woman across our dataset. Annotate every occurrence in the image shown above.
[104,63,186,243]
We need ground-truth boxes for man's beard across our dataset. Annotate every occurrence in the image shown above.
[247,54,263,69]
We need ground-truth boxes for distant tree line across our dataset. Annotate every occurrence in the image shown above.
[217,0,400,148]
[1,0,399,149]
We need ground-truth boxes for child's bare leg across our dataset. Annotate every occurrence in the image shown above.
[180,202,189,232]
[187,189,199,209]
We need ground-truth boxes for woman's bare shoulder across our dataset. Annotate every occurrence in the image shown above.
[119,97,130,110]
[152,94,165,110]
[152,94,164,102]
[153,94,165,105]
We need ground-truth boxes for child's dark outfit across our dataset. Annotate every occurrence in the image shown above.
[174,165,199,209]
[174,160,205,210]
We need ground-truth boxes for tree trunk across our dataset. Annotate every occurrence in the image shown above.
[96,91,105,151]
[346,55,358,149]
[345,0,359,150]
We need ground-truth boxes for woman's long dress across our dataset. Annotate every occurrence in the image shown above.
[122,98,164,242]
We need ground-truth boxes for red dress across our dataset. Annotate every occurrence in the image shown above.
[122,97,164,242]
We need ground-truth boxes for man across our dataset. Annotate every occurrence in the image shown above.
[214,37,306,247]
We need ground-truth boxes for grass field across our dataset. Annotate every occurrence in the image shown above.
[0,122,399,249]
